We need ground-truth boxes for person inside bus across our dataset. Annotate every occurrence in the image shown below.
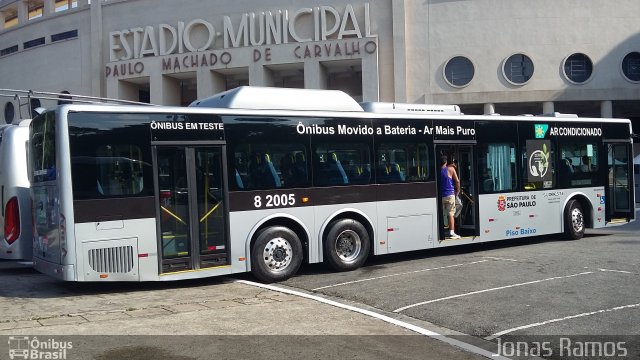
[564,158,575,173]
[580,155,591,172]
[441,155,461,239]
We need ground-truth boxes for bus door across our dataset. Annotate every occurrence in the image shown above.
[436,144,479,240]
[154,146,229,273]
[605,142,635,222]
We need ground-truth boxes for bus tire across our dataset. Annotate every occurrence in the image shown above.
[324,219,370,272]
[564,199,585,240]
[251,226,303,283]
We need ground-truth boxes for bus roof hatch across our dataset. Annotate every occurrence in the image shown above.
[189,86,364,112]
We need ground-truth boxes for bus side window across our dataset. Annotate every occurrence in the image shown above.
[557,142,600,188]
[95,145,147,196]
[376,143,429,183]
[313,143,370,187]
[479,143,516,193]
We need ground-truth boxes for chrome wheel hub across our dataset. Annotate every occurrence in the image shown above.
[571,208,584,233]
[262,237,293,272]
[335,230,362,264]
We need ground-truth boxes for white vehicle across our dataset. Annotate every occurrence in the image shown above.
[29,87,635,282]
[0,88,150,261]
[0,120,32,260]
[635,154,640,203]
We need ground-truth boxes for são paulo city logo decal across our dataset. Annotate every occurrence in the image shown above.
[497,195,506,211]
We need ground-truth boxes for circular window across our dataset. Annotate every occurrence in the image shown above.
[4,102,14,124]
[562,53,593,84]
[621,52,640,82]
[502,53,534,85]
[443,56,475,88]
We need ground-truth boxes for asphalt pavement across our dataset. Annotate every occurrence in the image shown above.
[0,260,492,360]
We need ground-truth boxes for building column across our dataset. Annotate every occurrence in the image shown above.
[43,0,55,15]
[196,69,226,99]
[117,81,139,102]
[151,73,181,106]
[90,0,103,96]
[601,100,613,118]
[0,12,5,29]
[249,63,274,87]
[304,60,327,90]
[17,0,28,24]
[362,52,379,102]
[543,101,554,114]
[77,0,89,7]
[105,77,118,99]
[484,103,495,115]
[392,0,407,102]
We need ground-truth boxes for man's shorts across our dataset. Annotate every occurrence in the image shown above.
[442,195,456,216]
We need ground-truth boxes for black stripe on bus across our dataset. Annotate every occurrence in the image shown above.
[228,182,437,212]
[73,197,156,223]
[73,183,436,221]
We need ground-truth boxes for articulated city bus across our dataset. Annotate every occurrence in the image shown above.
[29,87,635,282]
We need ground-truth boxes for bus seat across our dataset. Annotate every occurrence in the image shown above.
[97,179,105,195]
[235,169,244,189]
[289,152,308,186]
[483,178,494,192]
[387,163,405,182]
[377,163,389,180]
[249,153,282,189]
[281,153,295,185]
[262,154,282,188]
[360,164,371,183]
[321,152,348,185]
[377,163,404,183]
[350,163,371,184]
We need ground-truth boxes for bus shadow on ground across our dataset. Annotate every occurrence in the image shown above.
[0,264,234,300]
[0,230,625,299]
[292,232,611,277]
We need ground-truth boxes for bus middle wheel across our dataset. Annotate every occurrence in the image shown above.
[324,219,370,271]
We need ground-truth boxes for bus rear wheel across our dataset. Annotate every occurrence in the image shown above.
[564,199,585,240]
[251,226,303,283]
[324,219,370,271]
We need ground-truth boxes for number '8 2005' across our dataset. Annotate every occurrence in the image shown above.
[253,194,296,208]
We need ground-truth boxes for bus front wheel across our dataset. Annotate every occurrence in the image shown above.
[564,199,585,240]
[324,219,370,271]
[251,226,303,283]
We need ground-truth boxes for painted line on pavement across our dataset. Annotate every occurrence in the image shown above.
[393,271,594,313]
[598,268,633,274]
[238,279,510,360]
[486,303,640,340]
[482,256,519,262]
[312,260,490,291]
